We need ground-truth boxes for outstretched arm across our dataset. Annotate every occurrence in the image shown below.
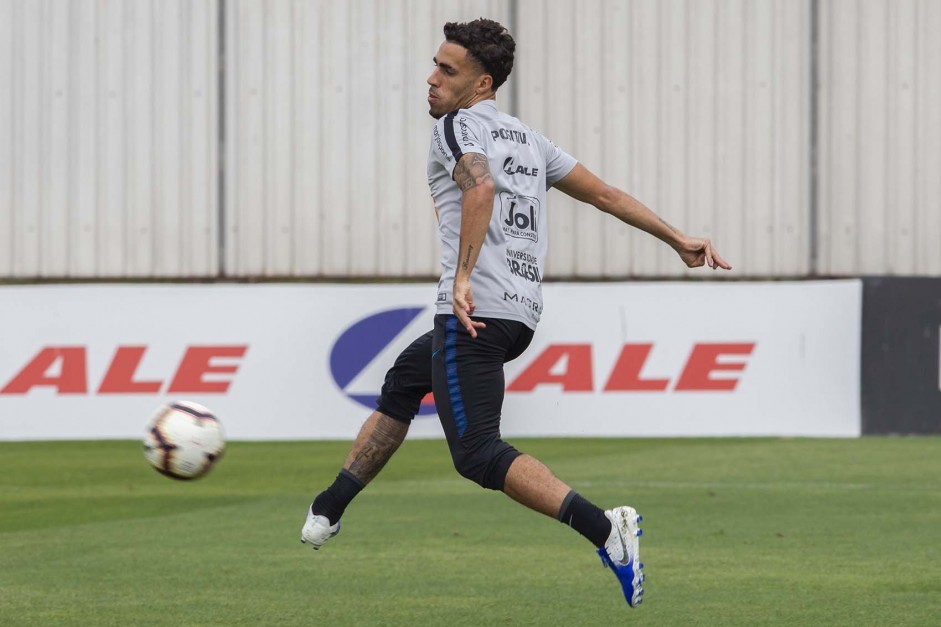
[553,163,731,271]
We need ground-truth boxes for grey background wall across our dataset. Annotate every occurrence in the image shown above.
[1,0,939,279]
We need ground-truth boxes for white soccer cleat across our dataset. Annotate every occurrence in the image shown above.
[300,506,341,550]
[597,505,644,607]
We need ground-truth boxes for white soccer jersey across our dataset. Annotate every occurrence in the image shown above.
[428,100,577,329]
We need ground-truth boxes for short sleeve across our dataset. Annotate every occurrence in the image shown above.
[430,110,488,179]
[541,136,578,188]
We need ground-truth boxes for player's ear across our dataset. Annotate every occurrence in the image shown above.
[477,73,493,95]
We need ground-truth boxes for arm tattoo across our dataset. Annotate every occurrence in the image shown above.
[461,245,474,271]
[346,416,408,483]
[453,153,493,192]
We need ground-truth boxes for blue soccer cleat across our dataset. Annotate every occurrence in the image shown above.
[597,506,645,607]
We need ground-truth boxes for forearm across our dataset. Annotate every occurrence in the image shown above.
[553,163,730,270]
[600,187,685,250]
[554,164,687,250]
[456,184,494,280]
[452,152,496,281]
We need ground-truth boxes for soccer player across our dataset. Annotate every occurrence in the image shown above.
[302,18,731,607]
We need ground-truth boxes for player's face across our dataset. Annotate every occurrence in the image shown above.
[427,41,485,119]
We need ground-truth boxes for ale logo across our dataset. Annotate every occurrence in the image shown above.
[328,307,437,415]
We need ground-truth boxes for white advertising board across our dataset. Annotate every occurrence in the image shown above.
[0,281,861,440]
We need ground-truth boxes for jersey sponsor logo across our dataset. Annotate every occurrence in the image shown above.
[458,116,474,147]
[499,192,540,242]
[502,157,539,177]
[328,307,437,415]
[505,250,542,284]
[503,291,542,314]
[506,259,541,283]
[432,126,451,161]
[506,249,539,264]
[0,345,247,395]
[506,249,541,282]
[490,128,528,144]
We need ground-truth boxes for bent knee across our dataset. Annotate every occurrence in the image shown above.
[450,438,521,491]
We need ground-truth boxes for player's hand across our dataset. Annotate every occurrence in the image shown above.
[676,237,732,271]
[453,278,486,338]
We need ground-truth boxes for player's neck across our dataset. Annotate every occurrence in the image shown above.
[460,93,496,110]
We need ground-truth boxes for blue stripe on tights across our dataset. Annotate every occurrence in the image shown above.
[444,316,468,438]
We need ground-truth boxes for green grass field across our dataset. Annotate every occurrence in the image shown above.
[1,436,940,626]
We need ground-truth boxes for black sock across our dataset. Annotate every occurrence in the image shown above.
[557,490,612,548]
[311,469,365,525]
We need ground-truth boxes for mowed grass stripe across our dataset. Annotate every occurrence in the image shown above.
[1,437,939,626]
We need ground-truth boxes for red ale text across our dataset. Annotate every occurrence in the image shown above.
[0,345,248,395]
[506,342,755,392]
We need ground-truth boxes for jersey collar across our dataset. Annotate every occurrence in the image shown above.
[452,99,498,115]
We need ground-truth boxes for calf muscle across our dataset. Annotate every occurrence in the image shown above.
[343,412,409,484]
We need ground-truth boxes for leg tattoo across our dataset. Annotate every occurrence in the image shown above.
[344,413,409,484]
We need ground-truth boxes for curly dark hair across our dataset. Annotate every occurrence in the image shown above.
[443,19,515,92]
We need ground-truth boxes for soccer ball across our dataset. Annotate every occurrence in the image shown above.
[143,401,226,480]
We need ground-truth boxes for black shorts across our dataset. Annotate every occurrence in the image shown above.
[431,314,534,489]
[375,330,434,423]
[375,315,534,426]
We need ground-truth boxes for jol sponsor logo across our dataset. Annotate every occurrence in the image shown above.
[0,345,247,395]
[500,192,540,242]
[329,307,437,415]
